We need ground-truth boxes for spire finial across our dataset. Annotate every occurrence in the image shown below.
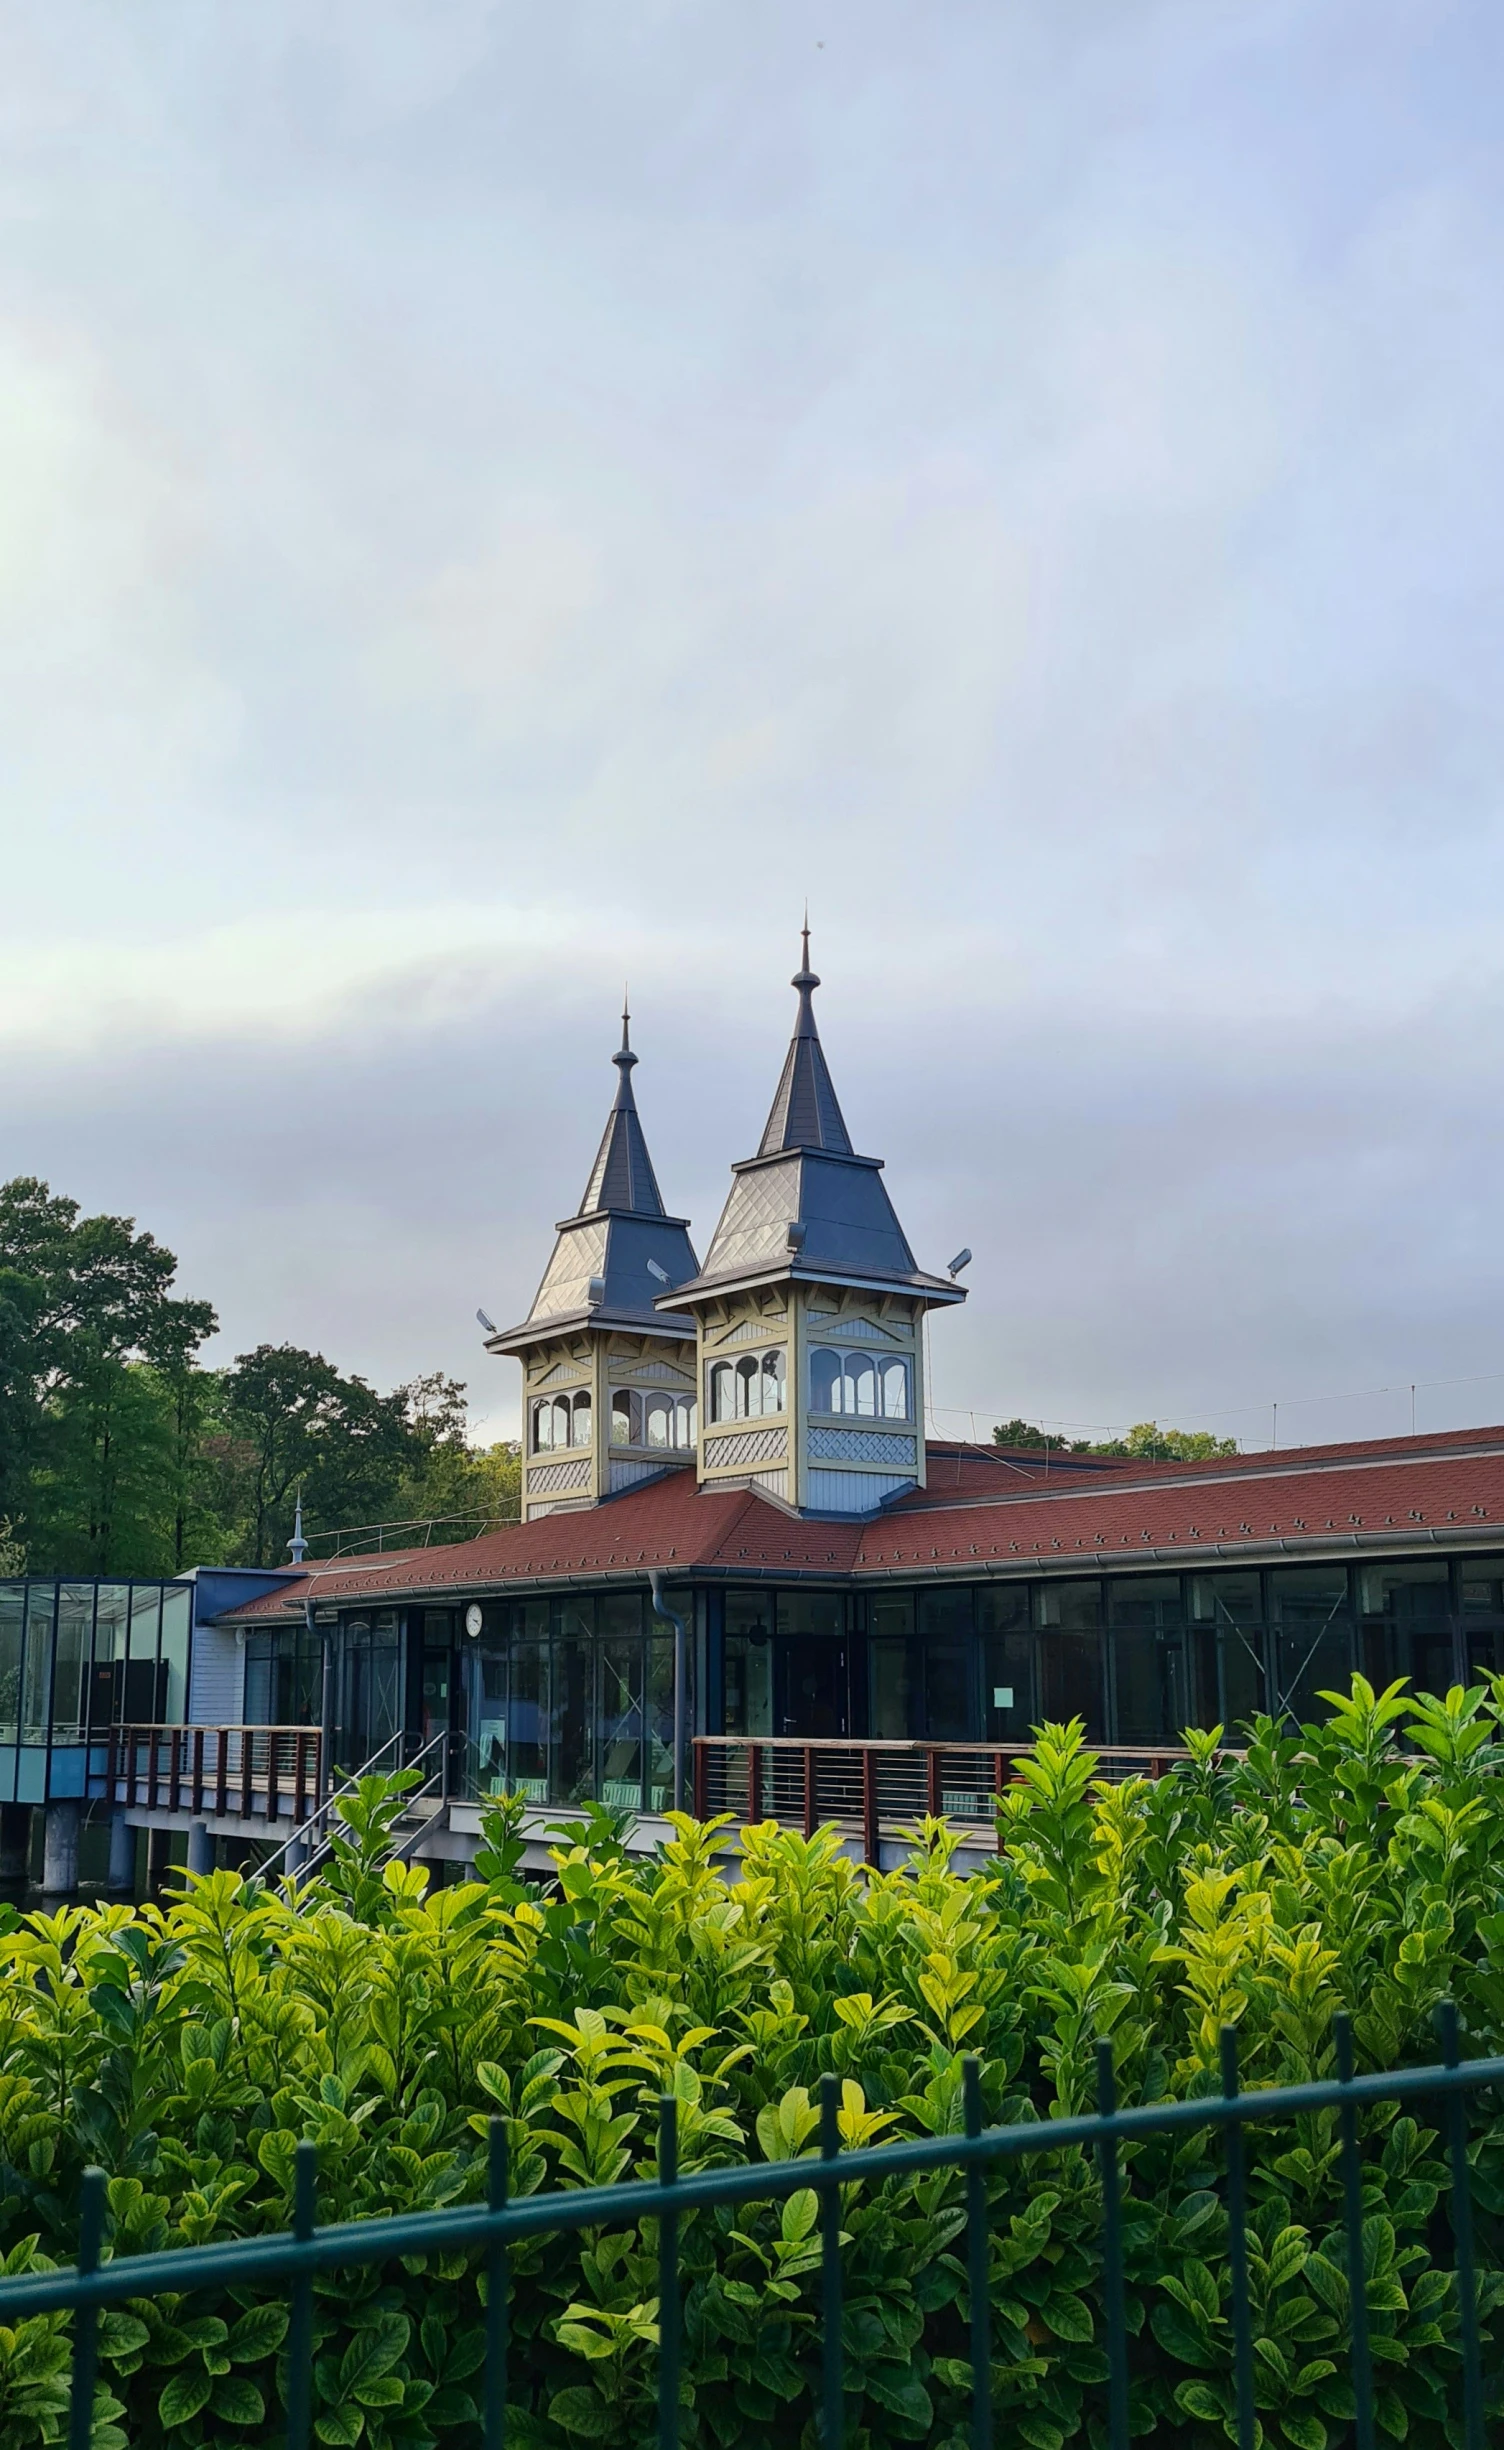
[289,1489,307,1567]
[792,914,819,1027]
[614,988,637,1078]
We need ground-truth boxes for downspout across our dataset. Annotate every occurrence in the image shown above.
[648,1571,688,1815]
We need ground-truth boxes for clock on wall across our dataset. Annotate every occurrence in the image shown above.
[464,1603,484,1638]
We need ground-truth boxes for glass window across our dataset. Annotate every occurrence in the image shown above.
[778,1591,843,1641]
[0,1583,23,1745]
[1034,1581,1102,1632]
[880,1358,912,1421]
[20,1585,55,1746]
[1460,1557,1504,1614]
[1358,1560,1448,1618]
[984,1627,1033,1744]
[1108,1577,1183,1629]
[846,1354,877,1418]
[508,1643,549,1797]
[571,1391,592,1448]
[1219,1625,1267,1736]
[598,1628,644,1811]
[159,1586,191,1723]
[810,1348,840,1412]
[1113,1630,1186,1747]
[1268,1565,1349,1625]
[244,1634,274,1727]
[647,1635,676,1809]
[709,1361,733,1423]
[761,1350,785,1413]
[1189,1574,1262,1627]
[91,1584,129,1735]
[127,1585,164,1723]
[1039,1631,1105,1740]
[531,1399,553,1453]
[611,1390,633,1444]
[53,1585,94,1744]
[734,1357,759,1418]
[476,1653,508,1792]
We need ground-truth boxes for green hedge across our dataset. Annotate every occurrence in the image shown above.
[0,1678,1502,2449]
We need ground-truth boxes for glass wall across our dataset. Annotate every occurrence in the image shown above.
[243,1618,324,1729]
[0,1578,194,1803]
[462,1591,681,1811]
[719,1553,1504,1755]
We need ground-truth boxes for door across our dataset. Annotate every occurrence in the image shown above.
[775,1636,849,1737]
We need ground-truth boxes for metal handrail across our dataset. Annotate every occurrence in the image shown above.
[260,1729,451,1887]
[256,1729,409,1884]
[375,1732,452,1871]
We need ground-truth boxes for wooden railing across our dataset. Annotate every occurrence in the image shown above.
[692,1736,1208,1862]
[106,1725,323,1823]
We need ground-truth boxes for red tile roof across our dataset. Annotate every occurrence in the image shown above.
[213,1425,1504,1621]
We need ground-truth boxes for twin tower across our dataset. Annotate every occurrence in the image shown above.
[486,934,966,1522]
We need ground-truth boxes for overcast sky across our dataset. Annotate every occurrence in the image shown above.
[3,0,1502,1455]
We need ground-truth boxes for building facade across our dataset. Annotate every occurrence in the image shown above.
[11,939,1504,1883]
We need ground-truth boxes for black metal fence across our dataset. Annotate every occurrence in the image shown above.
[0,2006,1496,2450]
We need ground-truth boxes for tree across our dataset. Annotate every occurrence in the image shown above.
[388,1373,522,1542]
[221,1344,413,1565]
[992,1413,1238,1461]
[0,1179,217,1572]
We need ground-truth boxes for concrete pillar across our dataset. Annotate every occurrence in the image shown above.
[283,1834,306,1874]
[185,1821,213,1879]
[41,1801,81,1896]
[0,1804,30,1884]
[107,1809,136,1891]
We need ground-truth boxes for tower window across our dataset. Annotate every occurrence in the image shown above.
[709,1347,786,1423]
[809,1347,911,1422]
[610,1388,696,1449]
[531,1390,593,1452]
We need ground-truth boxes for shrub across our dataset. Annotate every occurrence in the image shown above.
[0,1677,1499,2448]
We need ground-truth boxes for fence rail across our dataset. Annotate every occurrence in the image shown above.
[3,2003,1496,2450]
[693,1735,1209,1857]
[103,1723,323,1822]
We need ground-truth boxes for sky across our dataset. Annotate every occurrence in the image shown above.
[2,0,1503,1456]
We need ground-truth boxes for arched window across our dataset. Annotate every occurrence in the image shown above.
[610,1388,700,1446]
[808,1348,912,1422]
[709,1348,785,1423]
[571,1391,592,1447]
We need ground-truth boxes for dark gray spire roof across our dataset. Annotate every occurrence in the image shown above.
[579,1005,666,1217]
[485,1011,700,1355]
[756,928,853,1157]
[659,933,966,1314]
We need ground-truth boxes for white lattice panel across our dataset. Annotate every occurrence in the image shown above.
[525,1457,592,1493]
[701,1425,788,1469]
[807,1428,917,1465]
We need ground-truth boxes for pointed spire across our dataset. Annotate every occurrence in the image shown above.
[288,1490,307,1566]
[578,999,668,1216]
[756,924,854,1157]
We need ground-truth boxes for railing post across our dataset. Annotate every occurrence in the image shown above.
[1095,2042,1129,2450]
[267,1732,280,1828]
[1436,2001,1484,2450]
[819,2072,844,2450]
[484,2118,509,2450]
[294,1734,308,1825]
[803,1746,817,1839]
[215,1730,228,1819]
[67,2167,106,2450]
[286,2142,317,2450]
[1333,2012,1375,2450]
[861,1748,878,1867]
[240,1728,253,1819]
[925,1746,941,1817]
[657,2095,681,2450]
[962,2056,993,2450]
[692,1740,708,1820]
[746,1742,762,1825]
[125,1728,138,1810]
[1220,2026,1257,2450]
[192,1727,205,1816]
[147,1728,160,1812]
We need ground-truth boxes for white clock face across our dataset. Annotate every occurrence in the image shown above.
[465,1603,484,1638]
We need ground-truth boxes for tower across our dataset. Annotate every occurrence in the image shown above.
[486,1009,700,1521]
[659,933,964,1513]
